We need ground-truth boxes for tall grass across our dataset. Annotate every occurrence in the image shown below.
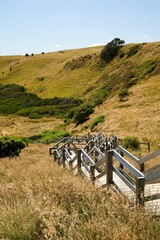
[0,144,160,239]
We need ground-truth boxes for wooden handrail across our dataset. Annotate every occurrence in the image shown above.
[139,149,160,164]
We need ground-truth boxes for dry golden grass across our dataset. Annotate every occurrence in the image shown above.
[0,115,64,137]
[0,144,160,239]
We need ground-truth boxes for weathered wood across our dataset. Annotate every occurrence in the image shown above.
[90,165,95,184]
[113,167,135,192]
[106,150,113,184]
[145,167,160,183]
[139,149,160,164]
[81,149,95,166]
[119,150,124,170]
[139,163,144,172]
[62,148,66,167]
[117,145,139,164]
[77,149,81,174]
[113,150,144,179]
[53,151,57,162]
[136,177,145,206]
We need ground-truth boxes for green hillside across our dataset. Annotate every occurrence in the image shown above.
[0,41,160,147]
[1,42,160,100]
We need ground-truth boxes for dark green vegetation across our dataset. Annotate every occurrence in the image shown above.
[0,130,71,158]
[0,84,82,119]
[0,136,27,158]
[101,38,125,63]
[29,129,70,144]
[123,136,140,150]
[84,115,105,130]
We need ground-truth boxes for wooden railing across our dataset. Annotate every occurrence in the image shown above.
[49,133,160,207]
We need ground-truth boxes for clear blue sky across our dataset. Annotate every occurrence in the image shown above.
[1,0,160,55]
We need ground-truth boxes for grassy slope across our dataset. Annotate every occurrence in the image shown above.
[0,144,160,240]
[0,42,160,148]
[0,44,160,239]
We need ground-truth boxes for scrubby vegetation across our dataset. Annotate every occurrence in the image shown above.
[29,129,70,144]
[89,115,105,130]
[123,136,140,150]
[101,38,125,63]
[0,136,27,157]
[0,84,83,119]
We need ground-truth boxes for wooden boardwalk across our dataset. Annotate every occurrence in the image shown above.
[49,133,160,215]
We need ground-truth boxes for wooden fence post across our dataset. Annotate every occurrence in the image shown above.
[90,165,95,184]
[139,163,144,172]
[53,151,57,162]
[62,148,66,167]
[136,177,145,206]
[119,151,124,170]
[49,148,52,156]
[106,150,113,184]
[77,149,81,174]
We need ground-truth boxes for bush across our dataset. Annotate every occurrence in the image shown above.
[123,136,139,149]
[25,53,29,57]
[29,130,71,144]
[101,38,125,63]
[90,115,105,130]
[73,103,94,124]
[0,136,27,158]
[118,88,129,101]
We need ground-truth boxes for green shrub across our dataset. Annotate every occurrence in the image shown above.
[29,130,71,144]
[0,84,82,119]
[91,85,111,106]
[73,103,94,124]
[101,38,125,63]
[118,88,129,101]
[0,136,27,158]
[123,136,139,149]
[90,115,105,130]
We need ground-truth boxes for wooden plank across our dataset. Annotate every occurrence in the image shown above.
[96,171,106,179]
[117,145,139,164]
[117,167,136,185]
[113,150,144,178]
[65,149,73,161]
[95,156,106,167]
[113,167,136,192]
[94,146,105,157]
[81,159,90,173]
[106,151,113,184]
[145,193,160,202]
[81,149,95,166]
[145,168,160,183]
[139,149,160,164]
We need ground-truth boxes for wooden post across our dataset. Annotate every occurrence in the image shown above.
[62,148,66,167]
[139,163,144,172]
[90,165,95,184]
[86,145,89,153]
[136,177,145,206]
[119,151,124,170]
[106,150,113,184]
[69,160,73,170]
[49,148,52,156]
[77,149,81,174]
[53,151,57,162]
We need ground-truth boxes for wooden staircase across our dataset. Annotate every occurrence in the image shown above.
[49,133,160,215]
